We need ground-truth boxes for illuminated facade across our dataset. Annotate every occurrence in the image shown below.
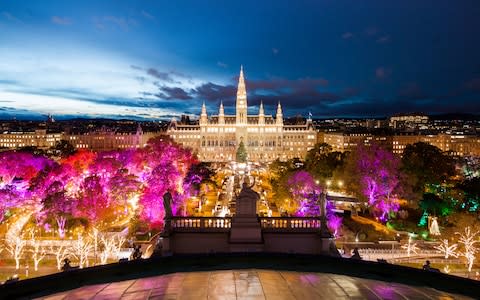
[0,129,62,149]
[167,67,316,162]
[67,126,157,151]
[323,132,480,157]
[0,127,159,152]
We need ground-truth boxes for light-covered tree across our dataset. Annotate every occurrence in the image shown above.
[6,235,26,269]
[456,226,479,272]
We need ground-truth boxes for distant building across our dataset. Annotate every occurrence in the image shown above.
[322,131,480,157]
[392,133,480,156]
[167,67,317,162]
[323,132,390,152]
[389,113,428,129]
[67,125,158,151]
[0,129,62,149]
[0,126,161,152]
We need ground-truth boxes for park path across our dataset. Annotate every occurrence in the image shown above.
[5,212,32,242]
[351,215,397,234]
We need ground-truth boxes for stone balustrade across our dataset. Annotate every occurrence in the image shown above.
[168,217,324,233]
[259,217,321,231]
[171,217,232,231]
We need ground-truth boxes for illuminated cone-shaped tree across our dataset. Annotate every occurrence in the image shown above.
[236,141,248,163]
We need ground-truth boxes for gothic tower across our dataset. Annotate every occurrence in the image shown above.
[200,101,208,126]
[236,66,248,125]
[276,102,283,125]
[258,101,265,125]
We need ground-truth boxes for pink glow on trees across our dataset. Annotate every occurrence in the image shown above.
[0,136,200,232]
[40,181,75,238]
[0,151,53,222]
[287,171,321,216]
[346,144,401,222]
[76,175,112,226]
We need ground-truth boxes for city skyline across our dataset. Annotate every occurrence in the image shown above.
[1,1,480,120]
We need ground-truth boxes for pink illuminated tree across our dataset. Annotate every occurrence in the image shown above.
[40,181,75,238]
[343,144,401,222]
[287,171,321,216]
[0,151,53,221]
[76,175,112,227]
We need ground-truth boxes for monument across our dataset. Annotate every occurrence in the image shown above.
[229,177,263,248]
[157,177,340,256]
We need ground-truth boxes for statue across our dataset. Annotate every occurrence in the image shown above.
[163,190,173,220]
[235,177,259,216]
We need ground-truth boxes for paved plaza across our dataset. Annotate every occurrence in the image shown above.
[37,269,471,300]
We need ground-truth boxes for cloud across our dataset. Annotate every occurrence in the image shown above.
[146,68,174,82]
[93,16,137,31]
[342,32,353,39]
[130,65,143,71]
[51,16,72,25]
[2,12,21,23]
[156,86,192,100]
[247,77,328,91]
[141,10,155,20]
[397,83,428,100]
[343,87,360,97]
[376,35,390,44]
[194,82,236,103]
[217,61,228,68]
[272,48,279,55]
[465,78,480,91]
[375,67,391,80]
[365,27,378,36]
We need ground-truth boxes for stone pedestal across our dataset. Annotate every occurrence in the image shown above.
[229,182,263,248]
[230,217,262,244]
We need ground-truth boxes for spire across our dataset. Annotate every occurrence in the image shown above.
[200,101,208,125]
[237,65,246,98]
[219,101,224,115]
[258,101,265,125]
[276,102,283,125]
[218,101,225,124]
[259,101,264,115]
[236,65,248,124]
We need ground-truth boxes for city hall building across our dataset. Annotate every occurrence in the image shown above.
[167,67,317,162]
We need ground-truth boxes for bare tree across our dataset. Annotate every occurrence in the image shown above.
[72,235,93,268]
[6,235,26,269]
[456,227,479,272]
[30,236,47,271]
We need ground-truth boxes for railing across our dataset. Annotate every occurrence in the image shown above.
[259,217,321,231]
[357,248,445,262]
[171,217,232,231]
[169,216,322,232]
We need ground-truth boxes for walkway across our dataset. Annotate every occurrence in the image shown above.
[37,269,471,299]
[351,215,397,234]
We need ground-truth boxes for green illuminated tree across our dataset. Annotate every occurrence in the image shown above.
[236,141,247,163]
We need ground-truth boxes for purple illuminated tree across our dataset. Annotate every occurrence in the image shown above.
[343,144,401,222]
[76,175,112,227]
[40,181,75,238]
[287,171,321,216]
[0,151,53,221]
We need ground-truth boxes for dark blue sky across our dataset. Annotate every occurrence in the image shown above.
[0,0,479,120]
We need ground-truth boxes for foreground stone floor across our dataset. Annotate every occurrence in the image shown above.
[37,269,472,300]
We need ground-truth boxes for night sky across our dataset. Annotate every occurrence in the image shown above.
[1,0,479,120]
